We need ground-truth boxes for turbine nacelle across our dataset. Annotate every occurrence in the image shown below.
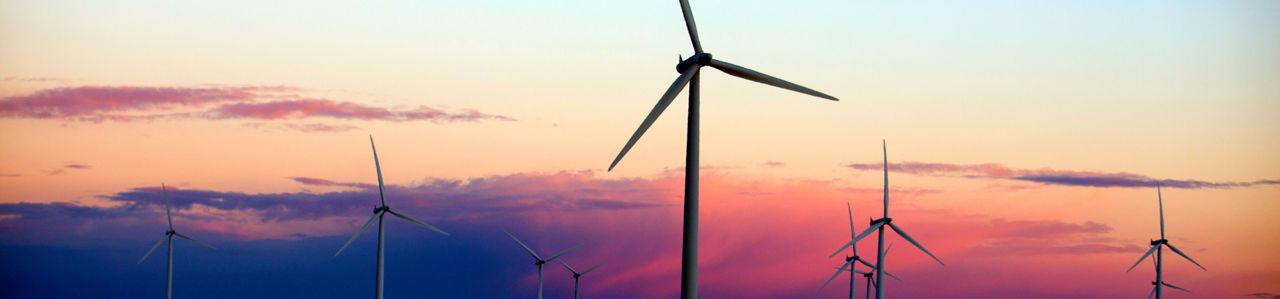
[870,217,892,225]
[1150,239,1167,246]
[675,53,713,73]
[165,230,175,236]
[373,206,390,214]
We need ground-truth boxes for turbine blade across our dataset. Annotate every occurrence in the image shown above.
[580,262,603,275]
[1146,286,1157,299]
[881,269,902,281]
[163,184,173,230]
[852,269,870,275]
[882,140,888,217]
[544,244,579,262]
[137,236,166,264]
[856,259,878,271]
[887,222,945,266]
[607,67,698,171]
[504,230,542,260]
[335,213,379,256]
[829,222,883,257]
[1157,184,1165,239]
[1162,281,1191,292]
[677,0,701,53]
[173,232,216,249]
[370,135,387,207]
[1164,243,1206,270]
[705,59,839,101]
[847,202,857,256]
[557,258,578,274]
[820,259,856,289]
[387,210,448,236]
[1126,245,1159,272]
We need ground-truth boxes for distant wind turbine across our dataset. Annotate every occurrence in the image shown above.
[832,243,900,299]
[820,203,894,299]
[506,230,577,299]
[334,136,449,299]
[829,141,944,299]
[137,184,216,299]
[558,259,603,299]
[1126,185,1206,299]
[606,1,838,297]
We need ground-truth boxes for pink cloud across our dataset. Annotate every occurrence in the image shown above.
[0,86,286,118]
[846,161,1280,189]
[1,85,514,126]
[213,99,513,122]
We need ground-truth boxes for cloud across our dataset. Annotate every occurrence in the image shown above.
[0,173,19,177]
[761,161,786,167]
[1,85,514,127]
[213,99,514,122]
[845,161,1280,189]
[0,86,285,119]
[62,163,91,170]
[1,76,68,82]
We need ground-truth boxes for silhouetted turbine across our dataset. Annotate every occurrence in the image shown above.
[137,184,216,299]
[559,259,603,299]
[1126,184,1206,299]
[829,141,944,299]
[606,1,838,297]
[506,230,577,299]
[334,136,449,299]
[820,202,892,299]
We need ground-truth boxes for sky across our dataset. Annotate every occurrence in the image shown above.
[1,0,1278,298]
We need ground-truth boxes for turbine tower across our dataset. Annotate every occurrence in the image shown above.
[334,136,449,299]
[1126,185,1206,299]
[606,1,838,297]
[505,230,577,299]
[820,203,890,298]
[558,259,603,299]
[829,141,944,299]
[137,184,216,299]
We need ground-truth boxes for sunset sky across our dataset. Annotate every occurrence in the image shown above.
[2,0,1278,298]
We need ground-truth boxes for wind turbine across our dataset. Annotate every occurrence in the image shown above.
[830,243,899,299]
[606,1,838,297]
[829,141,944,299]
[506,230,577,299]
[334,135,449,299]
[558,259,603,299]
[820,203,893,299]
[137,184,216,299]
[1126,184,1206,299]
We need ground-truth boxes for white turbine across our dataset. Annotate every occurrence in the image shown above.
[1126,184,1206,299]
[828,141,944,299]
[137,184,216,299]
[334,135,449,299]
[506,230,577,299]
[558,259,603,299]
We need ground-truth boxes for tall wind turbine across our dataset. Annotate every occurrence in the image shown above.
[820,203,890,299]
[506,230,577,299]
[606,1,838,297]
[334,136,449,299]
[137,184,216,299]
[558,259,603,299]
[1126,184,1206,299]
[829,141,944,299]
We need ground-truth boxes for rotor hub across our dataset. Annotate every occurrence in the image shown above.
[373,206,389,214]
[1150,239,1167,246]
[676,52,713,73]
[166,230,175,235]
[870,217,892,225]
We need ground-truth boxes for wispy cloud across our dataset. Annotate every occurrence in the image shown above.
[2,76,69,82]
[0,85,514,130]
[844,161,1280,189]
[213,99,513,122]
